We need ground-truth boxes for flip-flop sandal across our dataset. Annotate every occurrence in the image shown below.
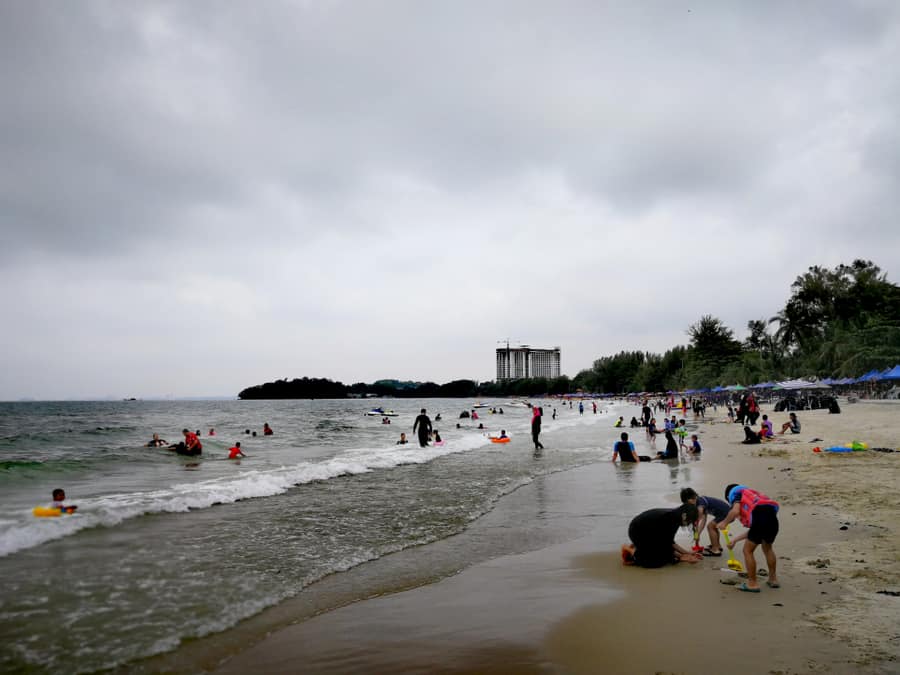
[702,548,723,557]
[766,581,781,588]
[738,583,761,593]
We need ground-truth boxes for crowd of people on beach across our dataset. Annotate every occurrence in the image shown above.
[616,394,788,594]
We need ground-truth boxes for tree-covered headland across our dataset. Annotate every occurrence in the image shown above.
[238,260,900,399]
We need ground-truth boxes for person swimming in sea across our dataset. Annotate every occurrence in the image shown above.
[50,488,78,514]
[146,433,168,447]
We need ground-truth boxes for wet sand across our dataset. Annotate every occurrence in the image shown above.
[176,400,900,674]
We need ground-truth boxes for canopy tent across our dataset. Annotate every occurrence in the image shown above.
[776,378,832,390]
[881,365,900,380]
[854,369,884,383]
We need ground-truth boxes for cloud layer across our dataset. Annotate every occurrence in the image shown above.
[2,1,899,398]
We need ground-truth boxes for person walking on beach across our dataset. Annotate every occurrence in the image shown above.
[719,484,781,592]
[413,409,432,448]
[531,405,544,451]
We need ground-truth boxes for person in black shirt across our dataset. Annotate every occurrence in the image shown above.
[412,409,432,447]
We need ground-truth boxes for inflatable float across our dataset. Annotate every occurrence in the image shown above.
[33,506,77,517]
[813,441,868,453]
[490,437,510,444]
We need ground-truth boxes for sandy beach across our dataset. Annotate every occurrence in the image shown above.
[143,399,899,675]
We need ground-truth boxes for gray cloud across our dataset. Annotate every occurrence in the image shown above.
[2,1,900,398]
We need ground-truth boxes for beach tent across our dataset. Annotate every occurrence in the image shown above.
[776,378,832,390]
[854,369,883,383]
[881,365,900,380]
[711,385,725,392]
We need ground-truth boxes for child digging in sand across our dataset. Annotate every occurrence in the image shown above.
[680,488,729,555]
[718,484,781,592]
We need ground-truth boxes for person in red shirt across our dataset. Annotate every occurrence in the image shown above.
[263,423,274,436]
[228,442,246,459]
[169,428,202,456]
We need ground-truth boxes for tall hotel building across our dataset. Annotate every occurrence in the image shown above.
[496,345,561,380]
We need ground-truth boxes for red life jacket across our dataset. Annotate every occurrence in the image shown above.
[738,488,779,527]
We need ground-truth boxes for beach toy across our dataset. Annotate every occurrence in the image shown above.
[33,506,76,518]
[692,526,703,552]
[721,528,744,572]
[490,437,510,443]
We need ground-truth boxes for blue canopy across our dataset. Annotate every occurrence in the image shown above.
[881,365,900,380]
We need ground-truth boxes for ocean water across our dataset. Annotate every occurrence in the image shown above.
[0,398,692,673]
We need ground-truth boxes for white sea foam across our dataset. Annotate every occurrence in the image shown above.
[0,430,497,558]
[0,404,630,559]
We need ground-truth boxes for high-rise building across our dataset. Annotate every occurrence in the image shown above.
[496,345,561,380]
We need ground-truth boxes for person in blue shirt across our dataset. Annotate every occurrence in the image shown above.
[680,487,730,555]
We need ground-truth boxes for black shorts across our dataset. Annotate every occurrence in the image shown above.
[747,505,779,544]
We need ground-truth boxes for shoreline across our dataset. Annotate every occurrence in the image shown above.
[134,400,899,674]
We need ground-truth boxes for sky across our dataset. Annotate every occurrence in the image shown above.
[2,1,900,399]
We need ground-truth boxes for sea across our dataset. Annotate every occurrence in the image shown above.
[0,398,698,674]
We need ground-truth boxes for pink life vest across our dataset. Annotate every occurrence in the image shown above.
[738,488,779,527]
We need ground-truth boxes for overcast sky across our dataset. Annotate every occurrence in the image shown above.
[2,1,899,399]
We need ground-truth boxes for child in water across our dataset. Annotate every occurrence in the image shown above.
[51,488,77,514]
[433,430,442,443]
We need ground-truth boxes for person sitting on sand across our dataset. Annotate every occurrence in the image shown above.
[397,432,409,445]
[718,484,781,592]
[614,416,624,428]
[779,412,801,435]
[741,426,761,444]
[688,434,702,454]
[621,503,702,567]
[146,433,168,447]
[228,442,246,459]
[680,488,729,556]
[758,414,774,439]
[656,430,679,460]
[629,416,641,428]
[612,432,651,463]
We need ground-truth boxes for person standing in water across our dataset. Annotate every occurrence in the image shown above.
[531,406,544,451]
[413,409,432,448]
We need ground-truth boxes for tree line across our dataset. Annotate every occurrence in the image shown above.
[570,259,900,393]
[238,260,900,399]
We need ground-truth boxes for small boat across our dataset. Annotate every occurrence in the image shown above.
[472,402,491,409]
[365,408,398,417]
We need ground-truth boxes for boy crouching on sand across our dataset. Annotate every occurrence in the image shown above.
[718,484,780,592]
[680,488,730,555]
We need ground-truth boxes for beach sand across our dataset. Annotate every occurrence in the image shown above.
[150,400,900,674]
